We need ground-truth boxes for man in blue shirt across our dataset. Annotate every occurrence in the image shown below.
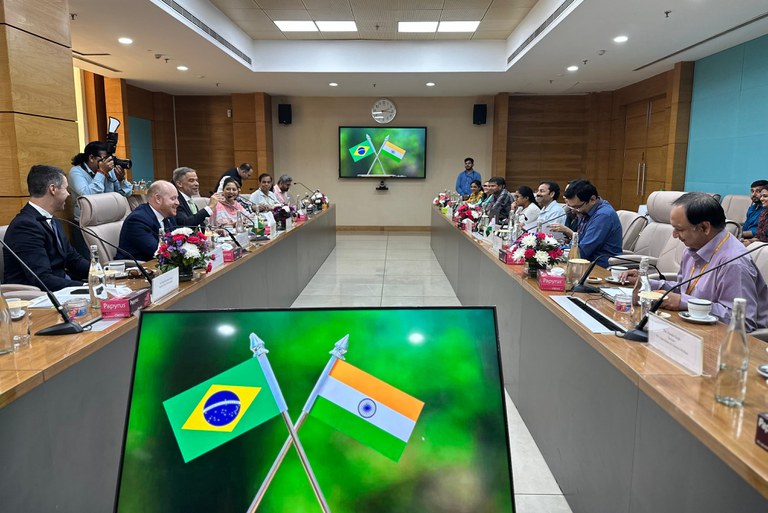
[552,179,622,268]
[742,179,768,239]
[455,157,481,199]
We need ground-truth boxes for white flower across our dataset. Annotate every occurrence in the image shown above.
[534,250,550,266]
[181,243,201,259]
[172,227,193,236]
[471,210,480,219]
[512,248,526,260]
[544,235,558,247]
[520,234,537,248]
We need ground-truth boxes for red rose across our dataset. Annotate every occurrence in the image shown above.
[172,234,186,242]
[206,263,212,273]
[162,251,171,258]
[158,243,168,252]
[536,232,546,240]
[210,254,216,261]
[524,248,535,259]
[187,236,200,244]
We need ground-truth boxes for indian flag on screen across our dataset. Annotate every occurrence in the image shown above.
[379,140,406,162]
[309,359,424,462]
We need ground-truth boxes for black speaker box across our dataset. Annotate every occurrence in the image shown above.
[278,104,292,125]
[473,104,487,125]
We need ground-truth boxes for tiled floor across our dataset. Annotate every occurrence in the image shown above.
[291,231,573,513]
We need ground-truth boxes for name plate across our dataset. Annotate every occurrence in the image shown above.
[151,266,179,302]
[648,313,703,375]
[208,247,224,271]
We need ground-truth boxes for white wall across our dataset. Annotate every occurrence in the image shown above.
[272,96,493,227]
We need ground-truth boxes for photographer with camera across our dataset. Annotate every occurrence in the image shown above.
[69,140,133,256]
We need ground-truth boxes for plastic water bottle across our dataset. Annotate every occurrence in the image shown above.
[88,245,106,309]
[637,256,653,317]
[714,298,749,407]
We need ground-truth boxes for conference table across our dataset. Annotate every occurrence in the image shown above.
[431,207,768,513]
[0,207,335,512]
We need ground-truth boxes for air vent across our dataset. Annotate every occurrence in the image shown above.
[158,0,252,65]
[507,0,579,66]
[634,11,768,71]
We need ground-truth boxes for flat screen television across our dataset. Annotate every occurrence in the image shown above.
[339,126,427,178]
[115,308,514,513]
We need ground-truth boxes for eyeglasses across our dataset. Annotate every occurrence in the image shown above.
[566,201,587,212]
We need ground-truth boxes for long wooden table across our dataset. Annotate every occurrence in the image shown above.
[431,207,768,513]
[0,207,335,512]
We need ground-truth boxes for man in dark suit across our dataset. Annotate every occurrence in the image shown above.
[216,163,253,192]
[172,166,220,228]
[116,180,179,261]
[4,165,89,291]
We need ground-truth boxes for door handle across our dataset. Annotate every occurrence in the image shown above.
[636,163,642,196]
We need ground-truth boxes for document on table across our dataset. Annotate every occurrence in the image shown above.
[600,286,634,301]
[27,286,89,308]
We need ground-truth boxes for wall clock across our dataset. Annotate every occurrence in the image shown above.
[371,98,396,124]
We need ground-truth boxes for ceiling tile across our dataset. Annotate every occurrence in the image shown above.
[478,19,519,31]
[211,0,260,9]
[351,0,444,9]
[439,9,488,21]
[434,32,474,40]
[236,19,281,32]
[443,0,491,8]
[484,6,530,21]
[255,0,305,8]
[303,0,351,9]
[222,8,272,22]
[472,30,512,39]
[308,9,354,20]
[243,29,286,40]
[263,9,313,21]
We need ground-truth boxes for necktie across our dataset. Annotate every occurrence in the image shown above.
[163,218,172,232]
[50,220,63,252]
[189,197,198,214]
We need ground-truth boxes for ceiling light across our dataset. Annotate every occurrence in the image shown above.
[426,82,436,87]
[274,20,318,32]
[437,21,480,32]
[177,65,188,71]
[613,35,629,43]
[567,65,579,72]
[316,21,357,32]
[329,82,338,87]
[118,37,133,45]
[398,21,438,33]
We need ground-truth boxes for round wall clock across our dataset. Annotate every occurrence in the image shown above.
[371,98,396,124]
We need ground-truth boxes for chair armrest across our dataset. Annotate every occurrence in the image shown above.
[0,284,42,292]
[750,328,768,343]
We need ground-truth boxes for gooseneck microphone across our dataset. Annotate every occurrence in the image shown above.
[294,182,318,196]
[41,216,153,284]
[622,238,767,342]
[608,255,667,281]
[0,238,96,335]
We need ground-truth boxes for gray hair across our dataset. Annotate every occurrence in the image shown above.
[172,166,195,185]
[277,174,293,184]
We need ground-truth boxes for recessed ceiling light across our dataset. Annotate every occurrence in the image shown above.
[329,82,338,87]
[398,21,438,33]
[613,35,629,43]
[437,21,480,32]
[177,65,188,71]
[426,82,436,87]
[274,20,318,32]
[118,37,133,45]
[316,21,357,32]
[567,65,579,72]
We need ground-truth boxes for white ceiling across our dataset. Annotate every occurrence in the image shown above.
[67,0,768,97]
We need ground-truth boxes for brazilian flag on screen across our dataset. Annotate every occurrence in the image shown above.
[348,140,374,162]
[163,358,283,463]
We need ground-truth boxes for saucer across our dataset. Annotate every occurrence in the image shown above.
[605,277,625,284]
[587,277,603,284]
[757,364,768,379]
[678,311,718,324]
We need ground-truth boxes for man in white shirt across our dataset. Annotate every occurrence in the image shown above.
[273,174,293,205]
[535,181,567,237]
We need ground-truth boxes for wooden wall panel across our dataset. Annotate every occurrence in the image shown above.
[175,96,233,195]
[0,25,76,120]
[492,93,509,177]
[126,85,154,120]
[104,77,129,159]
[82,71,106,142]
[151,92,176,178]
[0,197,26,224]
[0,0,70,47]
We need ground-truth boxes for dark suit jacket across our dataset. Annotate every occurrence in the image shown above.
[175,190,209,228]
[3,203,89,291]
[116,203,175,261]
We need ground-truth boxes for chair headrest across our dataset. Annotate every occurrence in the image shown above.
[646,191,686,224]
[78,193,130,227]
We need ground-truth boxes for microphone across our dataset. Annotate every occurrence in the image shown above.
[0,238,99,335]
[520,211,569,235]
[622,237,766,342]
[609,255,667,281]
[41,216,153,284]
[571,260,601,293]
[219,226,244,250]
[294,181,317,196]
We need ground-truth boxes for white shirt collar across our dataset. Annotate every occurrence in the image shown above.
[28,201,53,221]
[149,204,166,225]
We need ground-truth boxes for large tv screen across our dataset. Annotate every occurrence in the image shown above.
[115,308,514,513]
[339,126,427,178]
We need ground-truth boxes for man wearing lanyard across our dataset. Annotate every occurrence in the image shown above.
[621,192,768,331]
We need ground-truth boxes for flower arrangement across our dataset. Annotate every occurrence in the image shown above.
[433,192,451,207]
[454,203,482,222]
[311,191,328,209]
[155,227,213,274]
[509,232,564,271]
[272,204,296,223]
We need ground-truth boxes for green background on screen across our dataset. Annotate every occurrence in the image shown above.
[339,127,426,178]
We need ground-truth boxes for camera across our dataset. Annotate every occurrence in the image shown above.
[105,117,133,169]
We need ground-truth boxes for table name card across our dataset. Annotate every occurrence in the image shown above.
[648,313,704,375]
[151,267,179,302]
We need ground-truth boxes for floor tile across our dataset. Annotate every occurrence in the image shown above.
[317,259,386,275]
[380,296,425,306]
[302,282,383,297]
[514,495,573,513]
[291,295,342,307]
[334,240,388,250]
[384,260,446,276]
[336,232,389,240]
[332,248,387,260]
[385,249,437,261]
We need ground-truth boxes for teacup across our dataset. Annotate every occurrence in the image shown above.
[105,261,126,273]
[687,298,712,319]
[610,266,628,281]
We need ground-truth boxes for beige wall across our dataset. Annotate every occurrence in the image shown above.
[272,96,493,227]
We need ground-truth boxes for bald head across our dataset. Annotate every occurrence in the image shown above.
[147,180,179,218]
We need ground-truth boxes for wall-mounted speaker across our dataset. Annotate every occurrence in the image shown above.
[278,104,292,125]
[473,104,487,125]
